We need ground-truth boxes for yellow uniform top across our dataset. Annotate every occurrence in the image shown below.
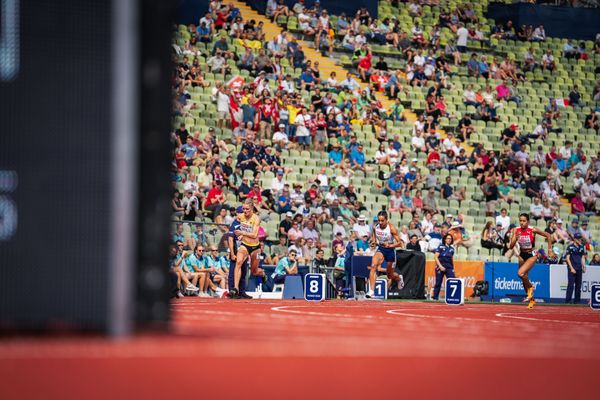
[238,213,260,246]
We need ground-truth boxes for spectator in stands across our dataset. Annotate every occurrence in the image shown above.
[480,221,503,251]
[541,49,555,72]
[349,144,368,175]
[302,219,320,244]
[422,188,439,215]
[572,192,590,217]
[383,172,403,196]
[271,0,290,21]
[204,180,226,219]
[531,25,546,42]
[456,23,469,53]
[554,219,570,244]
[463,84,478,107]
[352,215,372,239]
[172,191,185,219]
[401,233,418,252]
[523,47,538,72]
[481,177,499,217]
[441,176,466,202]
[529,197,544,221]
[467,53,480,77]
[447,220,474,249]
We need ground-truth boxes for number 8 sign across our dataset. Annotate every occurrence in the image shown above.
[304,273,325,301]
[591,285,600,310]
[445,278,464,305]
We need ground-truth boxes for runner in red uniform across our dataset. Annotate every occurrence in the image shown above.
[508,213,555,309]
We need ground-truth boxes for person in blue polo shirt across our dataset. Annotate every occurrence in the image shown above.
[271,250,298,284]
[565,232,587,304]
[206,246,229,289]
[328,143,343,167]
[432,234,456,300]
[172,224,185,244]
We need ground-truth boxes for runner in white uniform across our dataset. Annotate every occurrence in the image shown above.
[366,211,404,298]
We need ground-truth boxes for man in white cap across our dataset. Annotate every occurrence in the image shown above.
[272,123,295,149]
[404,165,419,189]
[554,218,570,244]
[353,214,372,239]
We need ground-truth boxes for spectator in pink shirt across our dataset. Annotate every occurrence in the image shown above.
[496,80,522,106]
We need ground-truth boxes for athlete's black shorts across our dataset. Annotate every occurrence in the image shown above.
[241,242,261,254]
[520,250,536,261]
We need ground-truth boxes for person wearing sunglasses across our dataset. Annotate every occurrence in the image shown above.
[271,250,298,285]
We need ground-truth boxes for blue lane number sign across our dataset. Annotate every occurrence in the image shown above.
[445,278,464,305]
[591,284,600,310]
[374,279,388,300]
[305,273,325,301]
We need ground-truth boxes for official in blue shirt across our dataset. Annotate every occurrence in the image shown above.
[565,233,587,304]
[432,234,456,300]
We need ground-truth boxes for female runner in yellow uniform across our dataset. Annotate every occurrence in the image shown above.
[232,199,264,297]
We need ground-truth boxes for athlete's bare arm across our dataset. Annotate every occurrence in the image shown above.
[533,227,555,258]
[369,227,377,247]
[508,227,518,250]
[389,224,404,248]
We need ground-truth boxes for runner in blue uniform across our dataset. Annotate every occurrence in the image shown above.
[227,206,251,299]
[432,234,456,300]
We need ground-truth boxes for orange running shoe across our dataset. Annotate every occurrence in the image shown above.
[527,298,536,309]
[525,286,534,301]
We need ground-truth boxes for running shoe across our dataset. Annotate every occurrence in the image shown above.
[526,286,534,300]
[239,291,252,299]
[527,298,536,309]
[186,284,199,292]
[227,288,240,299]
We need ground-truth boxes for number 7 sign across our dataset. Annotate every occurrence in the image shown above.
[445,278,464,305]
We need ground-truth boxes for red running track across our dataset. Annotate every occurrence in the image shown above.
[1,299,599,399]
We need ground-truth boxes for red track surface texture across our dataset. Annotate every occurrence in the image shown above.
[1,299,599,399]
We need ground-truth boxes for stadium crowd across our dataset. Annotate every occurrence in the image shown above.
[168,0,600,297]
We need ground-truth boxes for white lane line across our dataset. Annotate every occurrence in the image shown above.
[495,312,600,326]
[386,309,504,324]
[271,305,383,319]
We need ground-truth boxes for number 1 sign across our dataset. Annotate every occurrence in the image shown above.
[445,278,464,305]
[374,279,388,300]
